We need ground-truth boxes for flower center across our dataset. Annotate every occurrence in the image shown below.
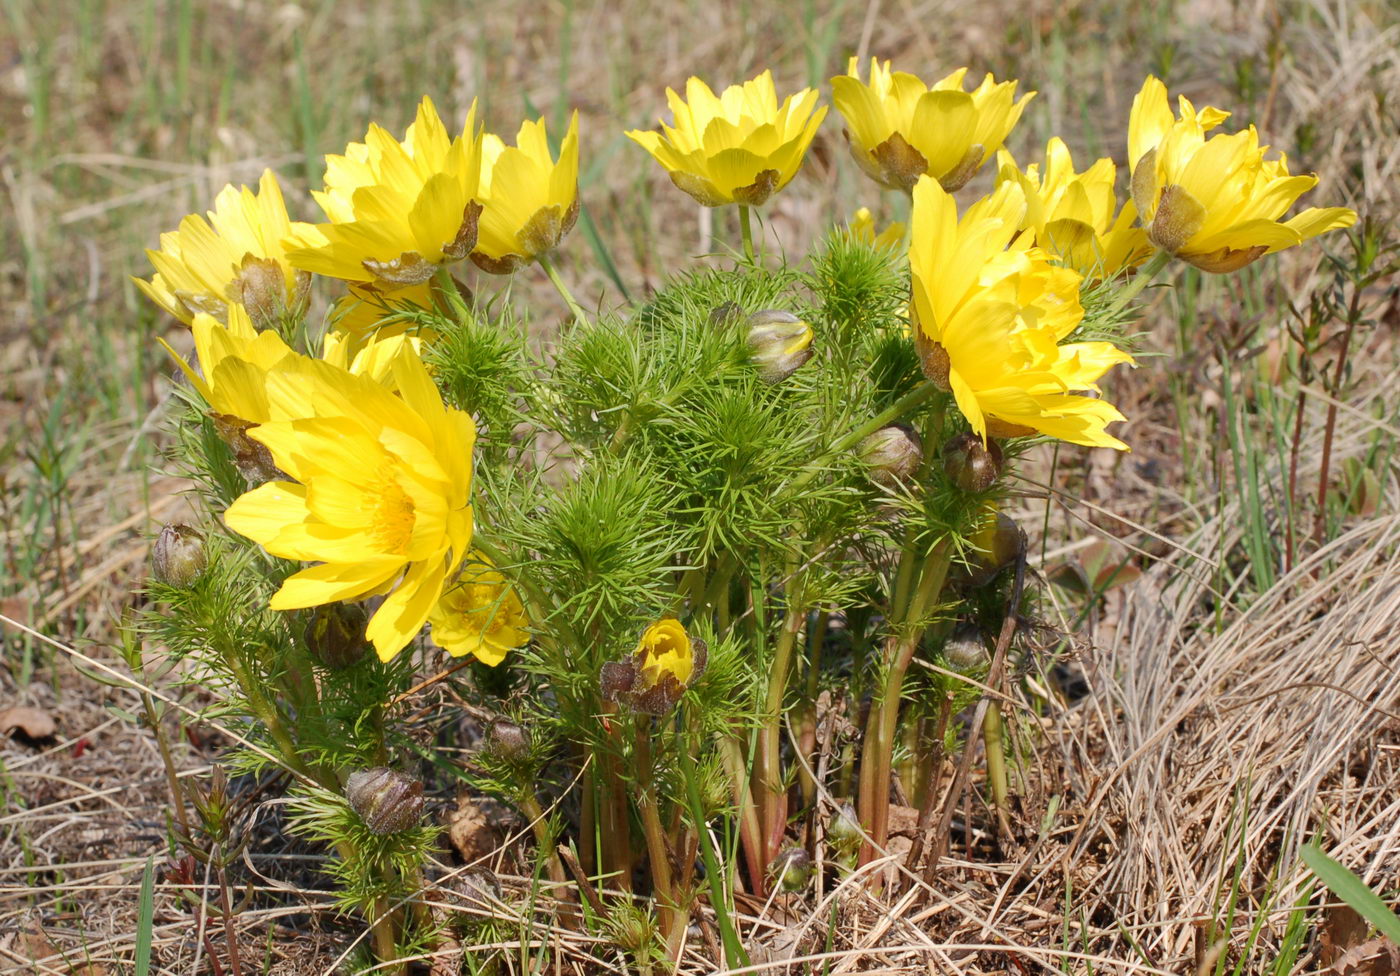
[370,475,416,555]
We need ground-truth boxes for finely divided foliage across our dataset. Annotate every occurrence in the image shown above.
[133,64,1355,969]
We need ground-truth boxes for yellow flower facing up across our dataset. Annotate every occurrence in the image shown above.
[1128,76,1356,273]
[224,348,476,661]
[471,114,581,274]
[847,207,907,250]
[427,558,530,665]
[832,59,1034,193]
[284,97,484,288]
[636,618,696,687]
[136,169,310,328]
[909,176,1133,450]
[627,71,826,207]
[600,618,708,715]
[996,138,1151,279]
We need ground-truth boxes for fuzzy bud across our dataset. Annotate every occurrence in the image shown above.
[859,426,923,488]
[152,523,207,587]
[771,847,813,892]
[964,511,1026,587]
[304,603,369,670]
[942,627,988,672]
[827,802,863,847]
[708,301,743,328]
[485,718,529,762]
[345,767,424,835]
[746,309,814,383]
[942,432,1003,493]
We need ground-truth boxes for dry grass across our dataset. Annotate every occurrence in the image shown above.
[2,0,1399,971]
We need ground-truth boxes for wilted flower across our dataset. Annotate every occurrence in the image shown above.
[471,114,580,274]
[832,58,1033,192]
[345,767,424,834]
[135,169,310,329]
[484,718,529,762]
[224,348,476,661]
[859,425,923,488]
[909,177,1133,449]
[284,97,484,287]
[601,618,708,715]
[942,432,1003,492]
[627,71,826,207]
[1128,76,1356,273]
[426,558,530,665]
[771,847,813,892]
[846,207,906,250]
[996,138,1151,279]
[942,626,988,671]
[152,523,207,587]
[962,507,1025,587]
[746,309,814,383]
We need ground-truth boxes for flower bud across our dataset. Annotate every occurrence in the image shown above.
[746,309,814,383]
[964,511,1026,587]
[304,603,369,670]
[345,767,424,835]
[827,802,863,847]
[770,847,813,892]
[859,426,923,488]
[708,301,743,328]
[152,523,207,587]
[942,627,988,672]
[485,718,529,762]
[942,432,1003,492]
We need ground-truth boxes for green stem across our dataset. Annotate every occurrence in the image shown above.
[719,735,766,899]
[538,252,590,325]
[759,590,805,861]
[983,705,1011,839]
[681,731,750,969]
[1101,249,1173,318]
[738,205,756,263]
[634,726,675,933]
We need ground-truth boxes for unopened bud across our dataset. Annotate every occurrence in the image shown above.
[827,802,863,847]
[965,511,1026,587]
[771,847,813,892]
[708,301,743,328]
[345,767,424,835]
[943,432,1003,492]
[859,426,923,488]
[943,627,988,672]
[485,719,529,761]
[152,523,207,587]
[304,603,369,670]
[746,309,814,383]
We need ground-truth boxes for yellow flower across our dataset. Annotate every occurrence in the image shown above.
[832,59,1033,193]
[224,347,476,661]
[627,71,826,207]
[995,138,1151,279]
[471,114,581,274]
[320,326,426,387]
[847,207,906,250]
[636,618,696,687]
[283,97,484,287]
[426,558,530,665]
[135,169,310,328]
[159,304,294,426]
[909,176,1133,450]
[1127,76,1356,273]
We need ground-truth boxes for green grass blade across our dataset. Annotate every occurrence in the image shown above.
[1301,845,1400,943]
[134,855,156,976]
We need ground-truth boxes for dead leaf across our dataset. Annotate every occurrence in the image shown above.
[446,793,507,864]
[1322,904,1370,966]
[1331,938,1400,976]
[0,706,57,742]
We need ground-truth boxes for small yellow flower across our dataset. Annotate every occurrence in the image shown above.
[627,71,826,207]
[159,304,294,427]
[135,169,310,328]
[846,207,906,250]
[224,347,476,661]
[996,138,1151,279]
[909,176,1133,450]
[636,618,696,687]
[284,97,484,287]
[832,58,1033,193]
[427,558,530,665]
[326,278,451,343]
[1128,76,1356,273]
[471,114,581,274]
